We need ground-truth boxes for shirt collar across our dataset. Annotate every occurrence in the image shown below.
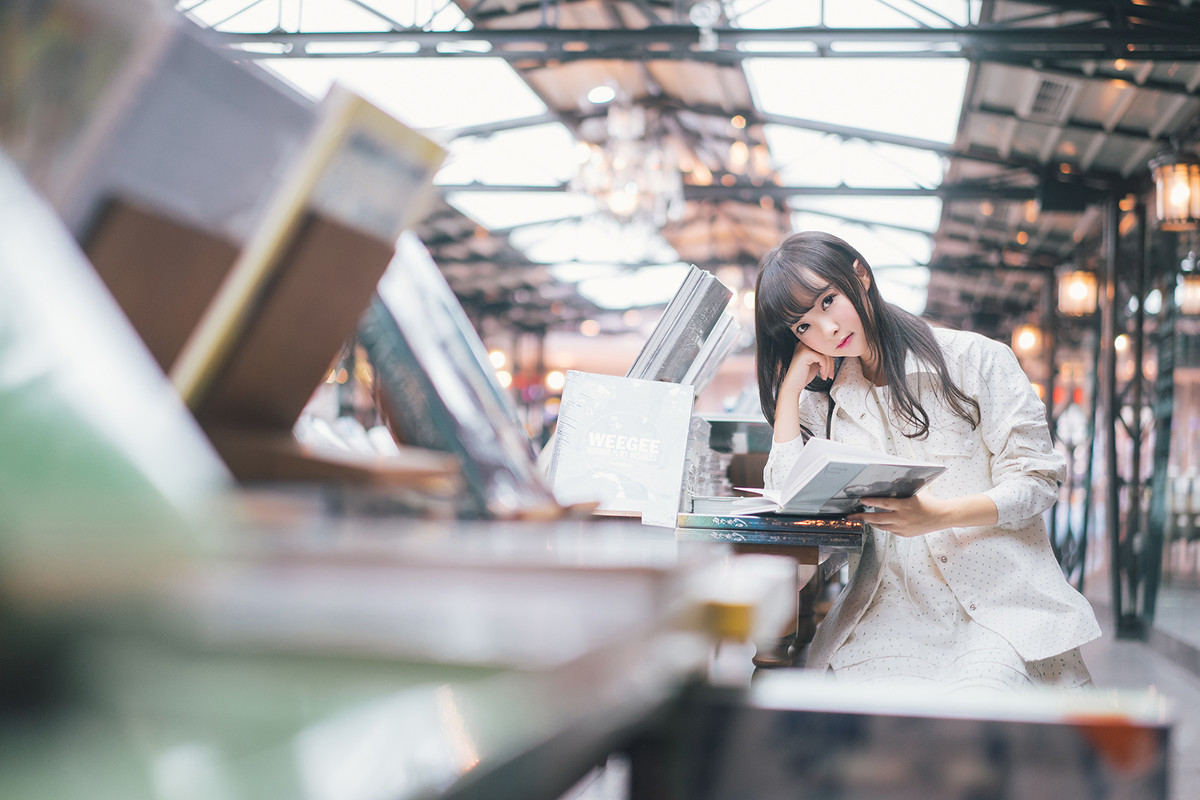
[828,349,937,403]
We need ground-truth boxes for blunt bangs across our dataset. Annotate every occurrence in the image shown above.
[757,263,829,338]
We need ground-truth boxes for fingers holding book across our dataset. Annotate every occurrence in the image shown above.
[847,491,999,537]
[846,493,950,538]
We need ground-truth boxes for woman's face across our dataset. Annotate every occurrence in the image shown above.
[787,268,871,361]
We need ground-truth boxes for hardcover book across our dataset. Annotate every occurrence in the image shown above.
[162,85,456,492]
[359,232,560,520]
[729,437,945,516]
[679,310,742,395]
[548,371,694,527]
[170,84,445,419]
[625,264,733,384]
[676,512,863,548]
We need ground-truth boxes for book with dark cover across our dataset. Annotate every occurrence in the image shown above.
[359,232,560,520]
[676,511,863,547]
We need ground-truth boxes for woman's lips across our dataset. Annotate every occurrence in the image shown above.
[837,333,853,349]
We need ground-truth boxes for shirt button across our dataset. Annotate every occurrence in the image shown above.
[940,556,948,563]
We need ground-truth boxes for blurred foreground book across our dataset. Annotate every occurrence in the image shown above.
[359,232,561,519]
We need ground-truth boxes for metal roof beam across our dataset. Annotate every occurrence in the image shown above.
[215,24,1200,62]
[435,182,1045,201]
[973,102,1175,152]
[983,60,1200,100]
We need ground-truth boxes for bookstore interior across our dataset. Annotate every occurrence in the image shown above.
[3,0,1200,798]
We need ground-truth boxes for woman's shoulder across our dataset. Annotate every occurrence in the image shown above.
[931,325,1014,361]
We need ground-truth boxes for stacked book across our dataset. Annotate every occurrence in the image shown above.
[676,504,863,581]
[626,263,739,395]
[544,265,741,526]
[675,508,864,550]
[679,310,742,396]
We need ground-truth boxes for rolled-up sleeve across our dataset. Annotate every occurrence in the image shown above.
[960,339,1066,528]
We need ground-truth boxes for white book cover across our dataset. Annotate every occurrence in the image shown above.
[549,371,694,527]
[731,437,944,516]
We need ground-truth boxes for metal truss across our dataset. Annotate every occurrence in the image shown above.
[187,1,1200,63]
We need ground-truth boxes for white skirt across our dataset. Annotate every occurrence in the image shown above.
[828,531,1093,693]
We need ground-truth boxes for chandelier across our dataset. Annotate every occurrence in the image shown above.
[573,100,685,230]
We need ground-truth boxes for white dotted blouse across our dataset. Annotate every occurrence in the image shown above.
[764,327,1101,686]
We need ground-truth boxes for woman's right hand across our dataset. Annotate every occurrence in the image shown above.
[773,341,835,443]
[781,340,836,394]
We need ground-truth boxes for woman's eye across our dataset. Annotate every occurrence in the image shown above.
[794,323,808,336]
[822,293,835,309]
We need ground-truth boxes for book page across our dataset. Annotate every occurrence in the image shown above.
[765,436,946,514]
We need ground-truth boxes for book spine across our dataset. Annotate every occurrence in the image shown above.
[674,527,863,548]
[677,512,862,537]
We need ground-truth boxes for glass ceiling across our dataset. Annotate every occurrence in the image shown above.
[180,0,974,315]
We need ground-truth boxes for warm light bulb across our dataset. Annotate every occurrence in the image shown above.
[1012,324,1042,356]
[1058,270,1097,316]
[1170,179,1192,207]
[729,140,749,171]
[607,185,640,217]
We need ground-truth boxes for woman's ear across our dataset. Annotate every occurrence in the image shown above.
[853,259,871,293]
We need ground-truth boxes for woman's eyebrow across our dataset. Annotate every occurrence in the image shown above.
[795,284,833,315]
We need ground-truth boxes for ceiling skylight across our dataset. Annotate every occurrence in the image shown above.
[576,264,694,310]
[192,0,975,328]
[436,123,580,188]
[513,217,680,266]
[746,59,968,144]
[446,192,597,232]
[261,57,548,134]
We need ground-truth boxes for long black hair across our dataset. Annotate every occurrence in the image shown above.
[754,231,978,439]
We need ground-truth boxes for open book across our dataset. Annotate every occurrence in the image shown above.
[727,437,945,516]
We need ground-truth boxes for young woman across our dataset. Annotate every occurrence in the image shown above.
[755,231,1100,691]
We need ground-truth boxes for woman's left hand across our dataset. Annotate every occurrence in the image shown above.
[846,494,949,537]
[846,492,998,537]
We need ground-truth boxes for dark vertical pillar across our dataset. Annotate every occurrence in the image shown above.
[1101,194,1127,634]
[1144,212,1174,625]
[1045,271,1062,558]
